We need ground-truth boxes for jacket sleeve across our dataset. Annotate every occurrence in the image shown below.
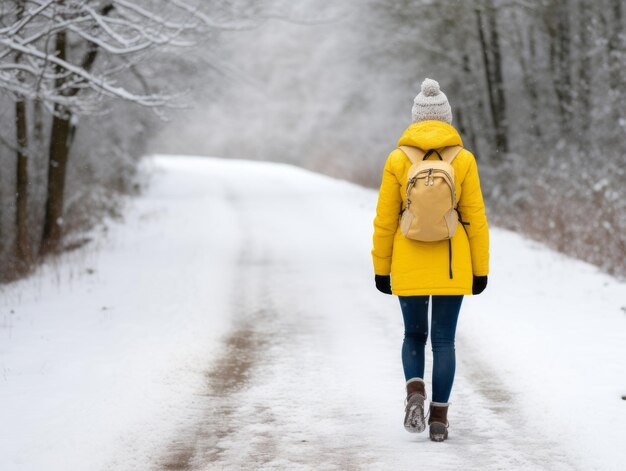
[457,153,490,276]
[372,153,402,275]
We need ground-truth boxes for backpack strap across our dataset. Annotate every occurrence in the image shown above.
[399,145,463,164]
[398,145,426,165]
[439,145,463,163]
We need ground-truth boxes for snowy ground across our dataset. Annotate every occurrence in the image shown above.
[1,156,625,471]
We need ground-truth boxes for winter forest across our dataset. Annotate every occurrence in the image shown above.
[0,0,624,280]
[1,1,626,470]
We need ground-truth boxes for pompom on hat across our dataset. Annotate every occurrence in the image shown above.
[411,78,452,124]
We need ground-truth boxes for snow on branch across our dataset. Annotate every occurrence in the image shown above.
[1,36,172,107]
[0,0,56,37]
[0,0,207,114]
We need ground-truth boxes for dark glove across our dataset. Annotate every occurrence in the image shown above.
[472,275,488,295]
[375,275,392,295]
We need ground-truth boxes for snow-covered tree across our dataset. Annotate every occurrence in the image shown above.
[0,0,208,265]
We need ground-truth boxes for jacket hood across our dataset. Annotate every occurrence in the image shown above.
[397,120,463,150]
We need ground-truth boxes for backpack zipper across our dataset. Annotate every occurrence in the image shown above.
[413,168,456,207]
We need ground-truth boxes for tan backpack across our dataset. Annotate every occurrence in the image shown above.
[398,145,463,242]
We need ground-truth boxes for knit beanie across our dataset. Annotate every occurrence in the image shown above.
[411,78,452,124]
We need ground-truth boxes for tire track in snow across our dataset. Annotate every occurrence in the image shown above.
[159,175,375,470]
[160,250,371,470]
[450,335,582,470]
[159,237,278,470]
[157,182,280,470]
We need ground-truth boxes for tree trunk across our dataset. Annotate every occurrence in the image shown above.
[608,0,623,122]
[557,4,572,128]
[15,0,32,266]
[547,0,573,136]
[40,1,110,254]
[41,110,73,254]
[526,23,542,140]
[16,97,32,265]
[41,27,69,255]
[476,8,496,132]
[487,0,508,153]
[33,98,45,162]
[458,53,479,153]
[475,2,508,158]
[31,98,48,249]
[577,0,591,139]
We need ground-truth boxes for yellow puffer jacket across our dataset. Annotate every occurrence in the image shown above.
[371,120,490,296]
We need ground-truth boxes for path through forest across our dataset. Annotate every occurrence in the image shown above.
[3,156,624,471]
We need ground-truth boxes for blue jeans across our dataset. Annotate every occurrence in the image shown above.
[399,295,463,403]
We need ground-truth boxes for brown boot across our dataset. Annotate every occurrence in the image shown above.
[404,378,426,433]
[428,402,449,442]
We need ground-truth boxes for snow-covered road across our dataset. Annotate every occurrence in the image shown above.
[1,156,625,471]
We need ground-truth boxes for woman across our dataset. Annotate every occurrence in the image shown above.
[371,78,489,442]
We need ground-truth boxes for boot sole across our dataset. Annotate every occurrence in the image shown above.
[403,395,425,433]
[429,422,448,442]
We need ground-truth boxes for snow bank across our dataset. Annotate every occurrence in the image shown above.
[461,228,626,470]
[0,157,242,470]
